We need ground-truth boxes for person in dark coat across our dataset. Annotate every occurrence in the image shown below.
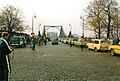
[44,37,47,45]
[80,37,85,51]
[31,36,36,50]
[0,32,13,81]
[69,38,72,47]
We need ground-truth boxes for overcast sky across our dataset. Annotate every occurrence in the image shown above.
[0,0,120,37]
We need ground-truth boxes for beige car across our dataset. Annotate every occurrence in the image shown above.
[75,39,81,47]
[71,38,78,45]
[75,38,87,47]
[87,39,109,51]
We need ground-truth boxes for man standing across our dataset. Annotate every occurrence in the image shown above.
[0,32,13,81]
[44,37,47,45]
[31,36,36,50]
[69,38,72,47]
[80,37,85,51]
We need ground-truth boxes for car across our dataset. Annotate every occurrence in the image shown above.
[75,38,87,48]
[87,39,109,51]
[71,37,78,45]
[109,38,120,55]
[63,38,69,44]
[9,36,26,47]
[75,39,81,47]
[51,38,58,45]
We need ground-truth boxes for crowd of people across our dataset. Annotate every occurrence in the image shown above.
[30,34,48,51]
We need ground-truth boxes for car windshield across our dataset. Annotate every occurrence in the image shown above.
[73,38,78,41]
[101,41,108,44]
[52,38,58,41]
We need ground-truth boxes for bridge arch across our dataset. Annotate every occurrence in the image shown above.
[42,25,66,38]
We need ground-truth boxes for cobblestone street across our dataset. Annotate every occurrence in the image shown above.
[10,42,120,81]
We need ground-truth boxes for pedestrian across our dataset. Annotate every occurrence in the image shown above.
[69,38,72,47]
[116,37,119,45]
[31,36,36,50]
[80,37,85,51]
[44,37,47,45]
[38,37,41,46]
[0,32,13,81]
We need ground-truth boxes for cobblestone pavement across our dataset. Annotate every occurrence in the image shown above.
[9,42,120,81]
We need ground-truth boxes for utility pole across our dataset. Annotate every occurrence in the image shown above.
[69,24,72,37]
[81,16,84,37]
[38,23,41,36]
[31,13,36,35]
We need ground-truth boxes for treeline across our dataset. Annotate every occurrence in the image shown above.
[85,0,120,39]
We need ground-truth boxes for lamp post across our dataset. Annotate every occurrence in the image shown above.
[38,23,41,36]
[31,13,36,35]
[69,24,72,32]
[38,23,41,31]
[81,16,84,37]
[69,24,72,37]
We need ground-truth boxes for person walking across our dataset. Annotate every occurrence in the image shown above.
[31,36,36,50]
[0,32,13,81]
[80,37,85,51]
[38,37,41,46]
[69,38,72,47]
[44,37,47,45]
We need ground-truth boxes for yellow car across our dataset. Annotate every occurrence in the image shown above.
[75,39,81,47]
[109,45,120,55]
[108,38,120,55]
[87,39,109,51]
[71,38,78,45]
[75,38,87,48]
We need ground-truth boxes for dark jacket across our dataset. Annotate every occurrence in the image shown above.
[0,38,12,65]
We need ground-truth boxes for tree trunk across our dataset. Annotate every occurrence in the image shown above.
[98,20,101,39]
[107,6,111,39]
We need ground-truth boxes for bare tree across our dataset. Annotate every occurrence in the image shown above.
[86,0,106,39]
[0,5,26,32]
[86,0,119,39]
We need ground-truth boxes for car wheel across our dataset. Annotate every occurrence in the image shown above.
[87,46,90,50]
[110,49,116,56]
[94,48,98,52]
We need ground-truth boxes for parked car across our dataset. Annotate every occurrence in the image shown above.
[71,37,78,45]
[87,39,109,51]
[109,38,120,55]
[75,38,87,48]
[63,38,69,44]
[75,39,81,47]
[51,38,58,45]
[10,36,26,47]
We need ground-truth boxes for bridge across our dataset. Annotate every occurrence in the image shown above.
[42,25,66,38]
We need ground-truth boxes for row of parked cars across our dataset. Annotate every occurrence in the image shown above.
[60,37,87,47]
[60,37,120,56]
[87,39,120,56]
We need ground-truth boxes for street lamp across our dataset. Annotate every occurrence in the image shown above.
[38,23,41,36]
[38,23,41,32]
[69,24,72,32]
[80,16,85,37]
[31,13,36,35]
[69,24,72,37]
